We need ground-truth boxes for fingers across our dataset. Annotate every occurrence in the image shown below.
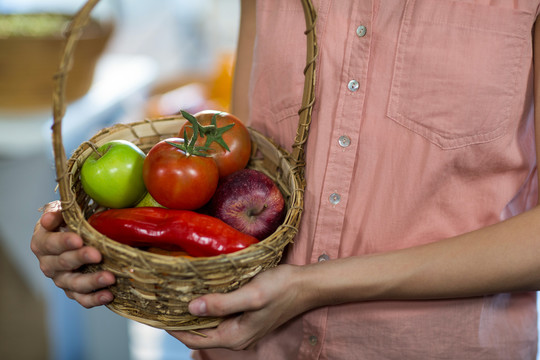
[38,244,115,291]
[174,278,278,350]
[32,229,91,277]
[56,268,115,292]
[188,265,297,318]
[60,270,115,308]
[170,265,306,350]
[31,202,83,259]
[39,201,64,231]
[31,200,116,309]
[168,317,253,351]
[176,288,278,350]
[167,284,269,350]
[44,249,116,309]
[41,246,101,279]
[66,288,115,309]
[189,285,265,317]
[32,230,83,258]
[39,245,115,309]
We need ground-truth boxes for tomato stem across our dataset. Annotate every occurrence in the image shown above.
[165,120,209,157]
[180,110,234,152]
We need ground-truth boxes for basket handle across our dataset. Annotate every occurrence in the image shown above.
[293,0,318,179]
[52,0,101,218]
[52,0,318,208]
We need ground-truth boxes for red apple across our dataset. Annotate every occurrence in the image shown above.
[209,169,286,240]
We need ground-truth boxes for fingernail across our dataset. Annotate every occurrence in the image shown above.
[189,299,207,316]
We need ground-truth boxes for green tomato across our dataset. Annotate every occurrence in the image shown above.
[81,140,146,208]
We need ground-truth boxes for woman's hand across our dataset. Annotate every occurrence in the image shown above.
[168,264,314,351]
[31,200,115,308]
[169,201,540,351]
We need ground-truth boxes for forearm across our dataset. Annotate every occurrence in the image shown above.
[300,205,540,309]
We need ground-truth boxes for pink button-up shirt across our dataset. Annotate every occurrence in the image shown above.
[196,1,540,358]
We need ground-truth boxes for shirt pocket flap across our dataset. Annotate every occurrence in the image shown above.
[387,0,532,149]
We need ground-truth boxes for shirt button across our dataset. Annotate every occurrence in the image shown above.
[309,335,318,346]
[347,79,359,92]
[318,254,330,262]
[329,193,341,205]
[356,25,367,37]
[338,135,351,148]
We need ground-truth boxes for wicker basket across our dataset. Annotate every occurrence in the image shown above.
[51,0,317,331]
[0,12,112,109]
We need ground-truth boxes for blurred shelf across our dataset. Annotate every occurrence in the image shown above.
[0,54,158,158]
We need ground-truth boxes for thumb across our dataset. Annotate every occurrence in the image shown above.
[189,286,263,317]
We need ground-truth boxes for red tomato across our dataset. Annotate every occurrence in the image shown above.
[179,110,251,179]
[142,138,219,210]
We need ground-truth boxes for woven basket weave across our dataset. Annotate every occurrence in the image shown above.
[51,0,317,331]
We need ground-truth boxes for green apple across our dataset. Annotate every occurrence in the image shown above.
[81,140,146,208]
[135,192,166,208]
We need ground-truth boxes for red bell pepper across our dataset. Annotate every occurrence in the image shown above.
[87,207,259,257]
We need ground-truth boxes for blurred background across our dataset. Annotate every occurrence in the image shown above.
[0,0,240,359]
[4,1,540,360]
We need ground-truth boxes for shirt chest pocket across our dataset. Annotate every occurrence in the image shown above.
[386,0,531,149]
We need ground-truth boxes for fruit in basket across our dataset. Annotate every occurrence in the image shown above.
[80,140,146,208]
[179,110,251,179]
[88,207,259,257]
[143,137,219,210]
[135,192,166,208]
[209,169,286,240]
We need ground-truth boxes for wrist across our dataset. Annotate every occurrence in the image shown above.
[294,258,357,310]
[295,255,390,309]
